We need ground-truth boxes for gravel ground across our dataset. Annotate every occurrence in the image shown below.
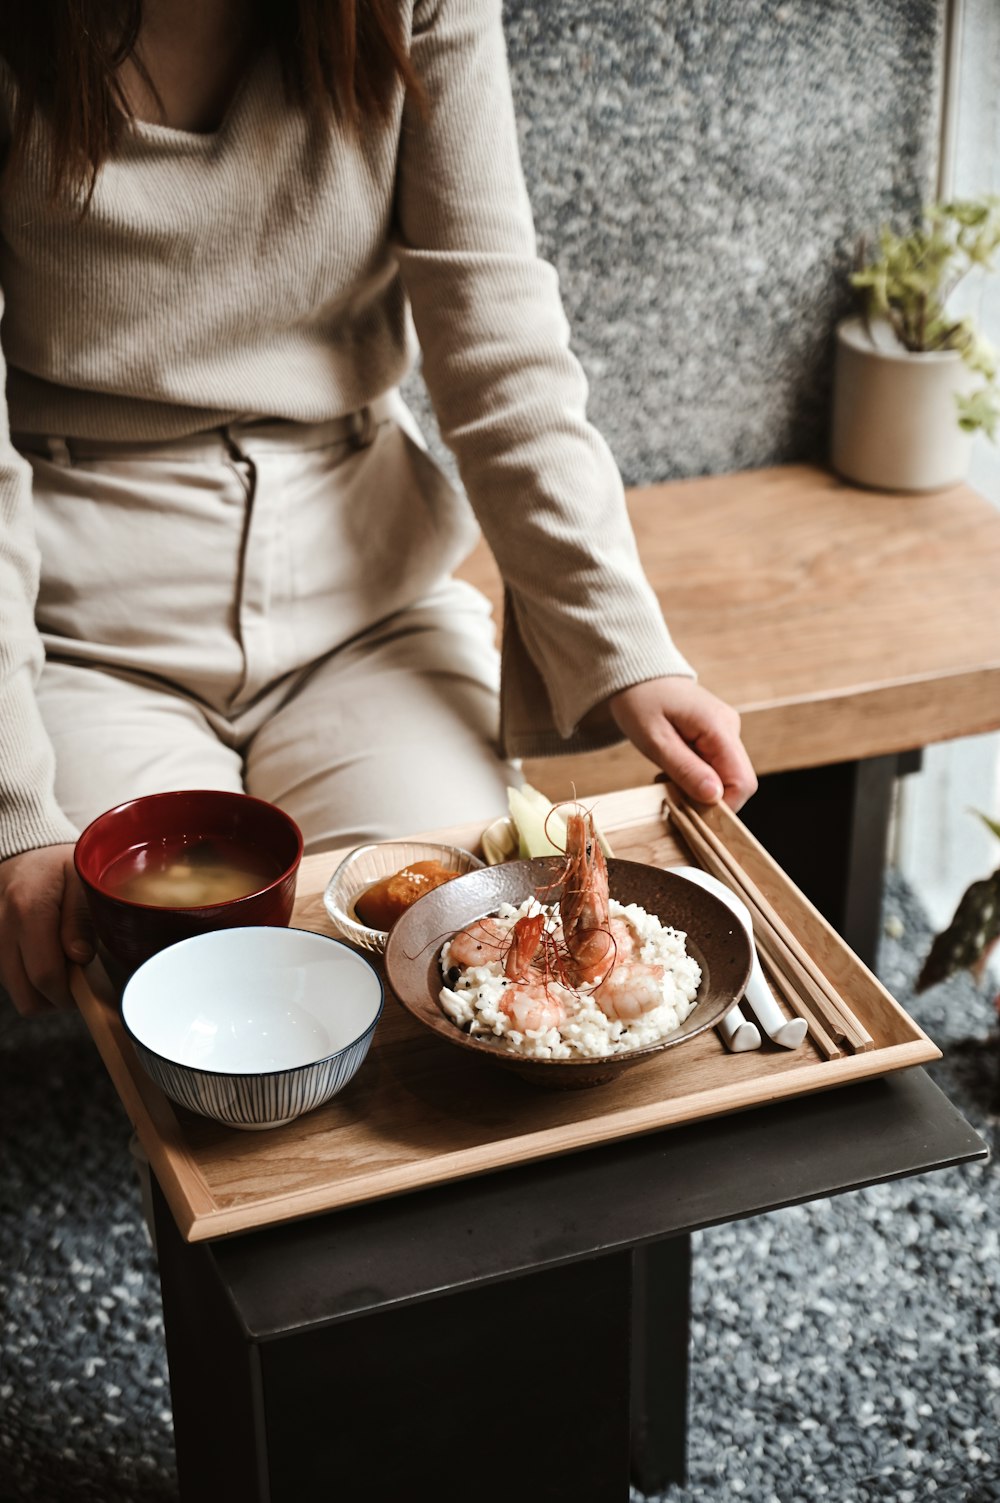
[631,875,999,1503]
[1,872,997,1503]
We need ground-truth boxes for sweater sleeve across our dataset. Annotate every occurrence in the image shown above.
[0,282,79,860]
[393,0,694,755]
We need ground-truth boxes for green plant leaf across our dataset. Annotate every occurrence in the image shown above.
[916,868,1000,992]
[941,199,991,228]
[975,809,1000,843]
[966,333,998,379]
[956,385,1000,440]
[850,196,1000,356]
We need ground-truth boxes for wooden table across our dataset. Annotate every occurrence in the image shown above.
[132,796,987,1502]
[460,465,1000,965]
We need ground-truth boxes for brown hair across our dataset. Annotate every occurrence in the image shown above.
[0,0,422,204]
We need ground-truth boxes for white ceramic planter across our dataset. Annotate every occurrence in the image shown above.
[830,315,975,492]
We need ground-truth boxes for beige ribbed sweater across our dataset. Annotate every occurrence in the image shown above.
[0,0,693,862]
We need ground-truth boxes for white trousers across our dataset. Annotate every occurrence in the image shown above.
[23,398,516,851]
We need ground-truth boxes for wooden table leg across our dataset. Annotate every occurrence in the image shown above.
[630,1235,691,1494]
[739,752,916,969]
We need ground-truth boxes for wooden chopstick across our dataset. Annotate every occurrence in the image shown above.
[758,948,843,1061]
[666,788,874,1053]
[665,792,871,1052]
[662,785,873,1054]
[667,794,858,1053]
[752,923,868,1051]
[660,789,841,1055]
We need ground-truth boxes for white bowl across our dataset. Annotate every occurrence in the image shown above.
[121,927,383,1129]
[323,840,483,953]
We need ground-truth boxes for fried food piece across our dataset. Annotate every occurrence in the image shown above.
[354,861,459,931]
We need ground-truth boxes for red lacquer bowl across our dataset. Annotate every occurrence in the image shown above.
[74,790,303,982]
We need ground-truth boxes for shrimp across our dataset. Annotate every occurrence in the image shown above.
[608,916,639,959]
[558,810,664,1021]
[500,982,568,1034]
[593,960,666,1022]
[448,911,547,975]
[503,913,545,979]
[560,810,609,935]
[493,912,574,1034]
[560,810,620,983]
[446,915,510,969]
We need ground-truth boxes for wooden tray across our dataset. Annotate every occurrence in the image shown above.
[73,785,939,1242]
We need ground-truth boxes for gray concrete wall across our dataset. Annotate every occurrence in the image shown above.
[406,0,944,483]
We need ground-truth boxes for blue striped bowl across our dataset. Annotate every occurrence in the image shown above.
[121,927,383,1130]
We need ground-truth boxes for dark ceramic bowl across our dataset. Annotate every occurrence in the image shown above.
[75,790,303,981]
[383,857,753,1088]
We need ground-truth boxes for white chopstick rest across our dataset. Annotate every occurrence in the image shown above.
[717,1004,762,1052]
[744,950,809,1049]
[670,865,808,1051]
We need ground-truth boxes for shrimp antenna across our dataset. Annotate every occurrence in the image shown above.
[399,923,499,964]
[541,802,569,855]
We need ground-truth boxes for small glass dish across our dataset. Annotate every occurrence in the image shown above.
[323,841,484,953]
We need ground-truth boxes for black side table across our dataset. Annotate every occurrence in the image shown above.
[153,1067,986,1503]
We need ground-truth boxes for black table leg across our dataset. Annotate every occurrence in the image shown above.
[259,1250,633,1503]
[740,752,912,969]
[153,1181,269,1502]
[156,1174,634,1503]
[630,1234,691,1495]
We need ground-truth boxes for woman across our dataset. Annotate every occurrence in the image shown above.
[0,0,756,1018]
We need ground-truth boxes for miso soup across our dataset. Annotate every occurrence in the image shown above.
[101,836,279,908]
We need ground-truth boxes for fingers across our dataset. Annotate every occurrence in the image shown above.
[60,861,96,965]
[0,844,82,1016]
[650,720,727,804]
[650,691,757,811]
[615,693,727,801]
[608,679,758,813]
[13,893,77,1010]
[690,719,758,811]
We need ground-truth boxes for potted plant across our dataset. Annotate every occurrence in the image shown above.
[831,197,1000,491]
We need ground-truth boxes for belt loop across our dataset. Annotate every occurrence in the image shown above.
[349,406,377,450]
[47,437,73,466]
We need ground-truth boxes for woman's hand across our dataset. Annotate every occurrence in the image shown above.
[0,844,94,1017]
[608,678,758,812]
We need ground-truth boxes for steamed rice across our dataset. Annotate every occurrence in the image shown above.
[439,898,701,1060]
